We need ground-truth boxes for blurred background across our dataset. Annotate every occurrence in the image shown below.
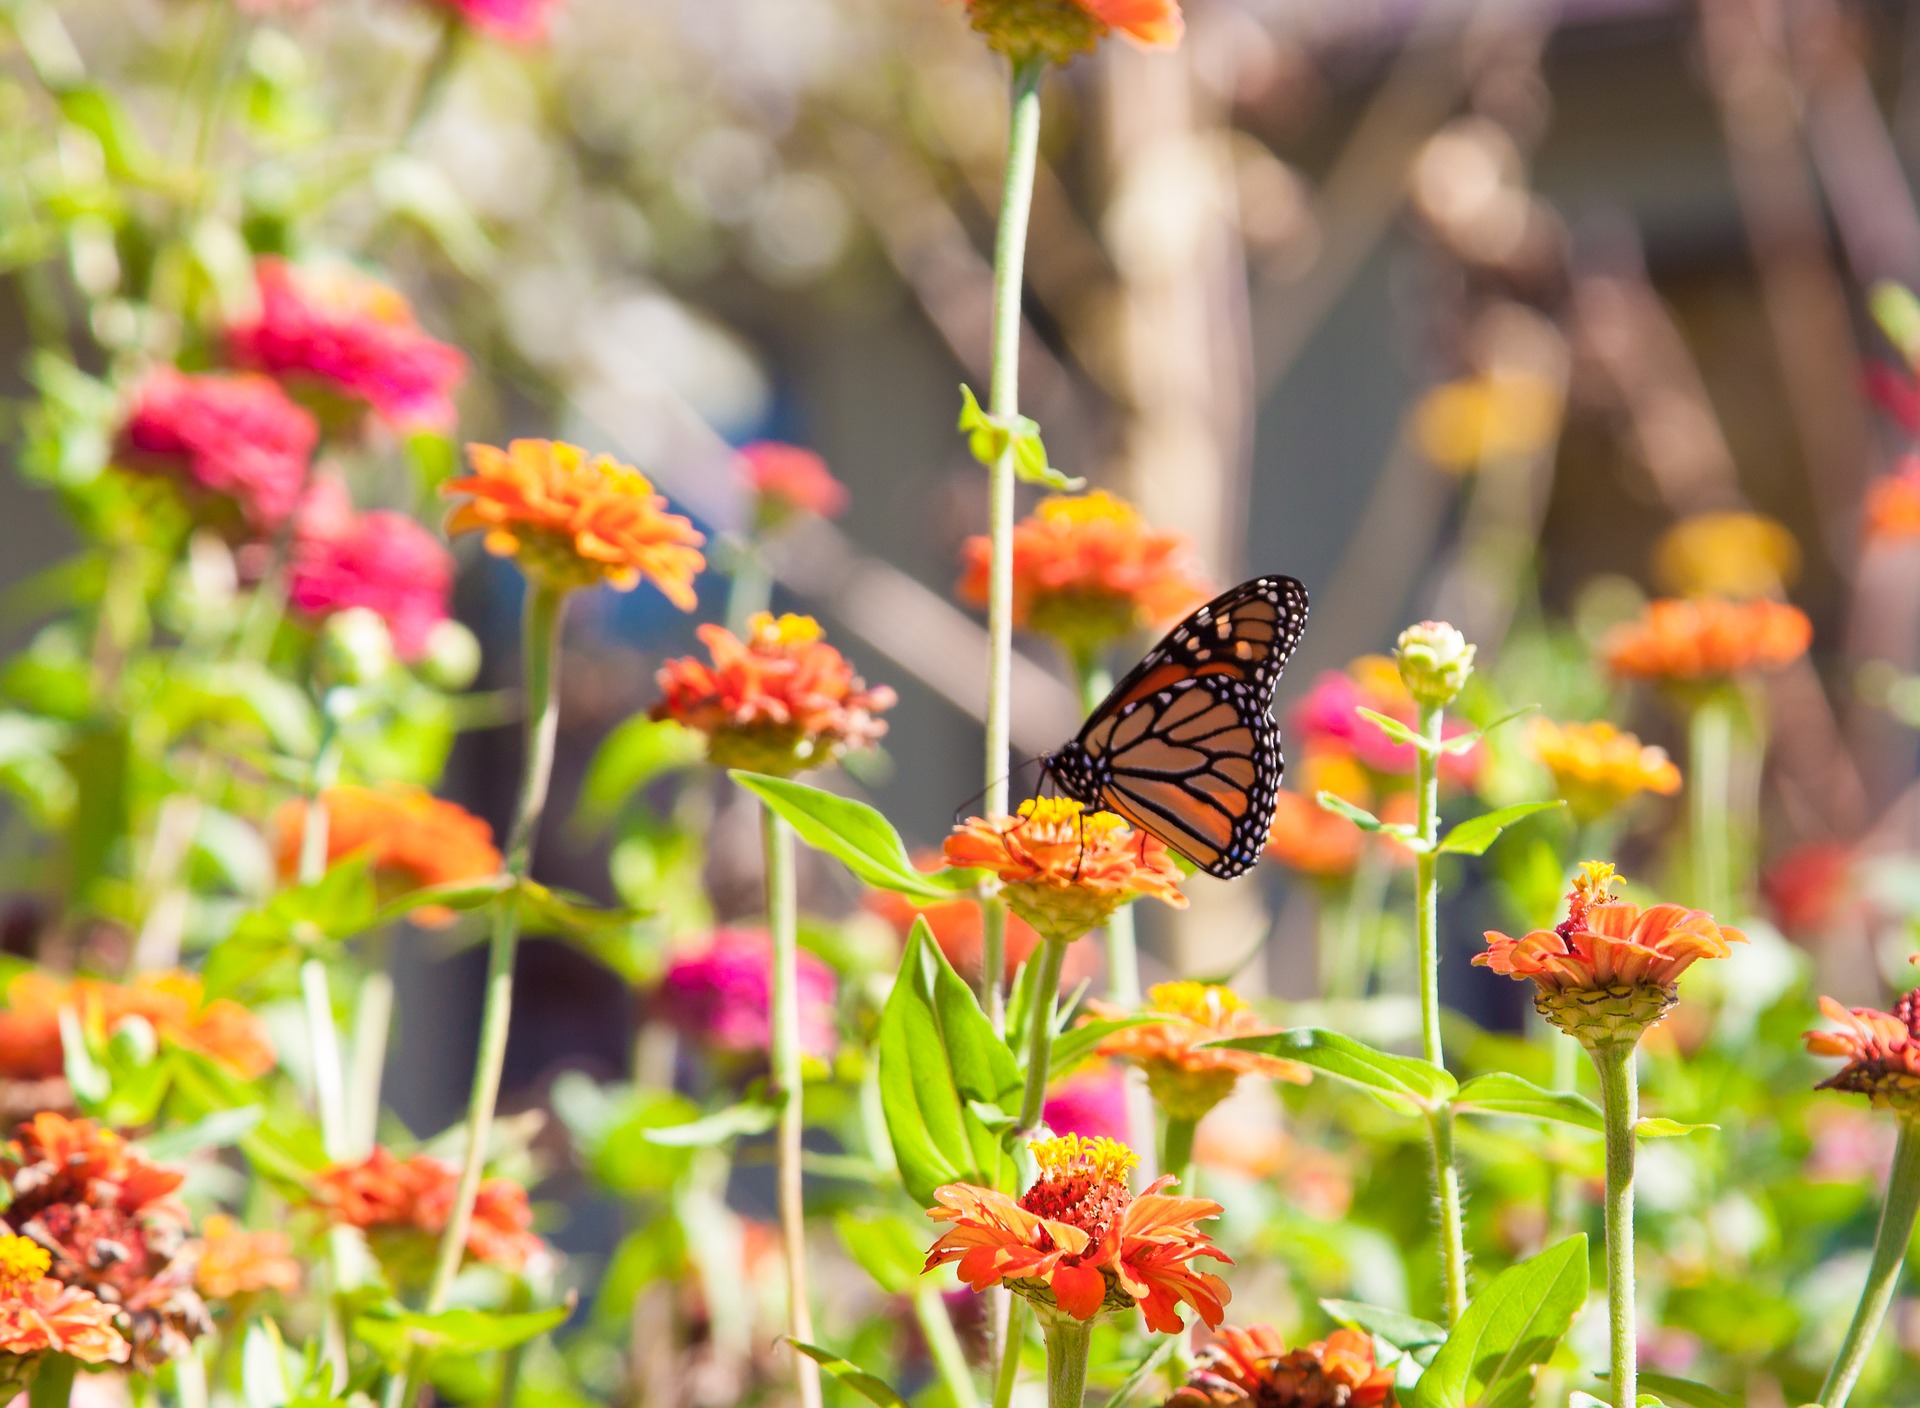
[9,0,1920,1353]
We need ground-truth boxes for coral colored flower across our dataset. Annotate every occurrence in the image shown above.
[1086,983,1307,1120]
[739,441,848,522]
[117,369,316,530]
[0,1233,127,1365]
[957,492,1210,657]
[651,613,895,775]
[1044,1064,1131,1143]
[958,0,1182,64]
[1291,661,1481,785]
[1262,790,1363,878]
[1413,370,1562,474]
[864,885,1099,989]
[286,480,452,659]
[1653,512,1801,600]
[924,1135,1229,1333]
[1476,863,1745,1047]
[1806,991,1920,1113]
[1763,842,1858,938]
[943,798,1187,945]
[1601,597,1812,682]
[0,972,274,1081]
[0,1114,208,1367]
[275,784,501,925]
[1168,1324,1396,1408]
[1865,457,1920,543]
[313,1147,544,1272]
[193,1216,300,1301]
[443,439,706,601]
[1528,718,1680,821]
[655,929,838,1059]
[431,0,557,43]
[227,258,466,429]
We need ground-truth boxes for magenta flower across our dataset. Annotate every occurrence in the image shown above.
[430,0,558,43]
[286,480,454,659]
[658,929,837,1058]
[1043,1064,1130,1143]
[226,259,467,431]
[1291,670,1480,782]
[117,369,316,530]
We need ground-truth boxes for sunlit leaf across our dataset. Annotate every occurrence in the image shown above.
[1412,1235,1588,1408]
[1436,801,1564,857]
[1453,1073,1603,1132]
[1209,1028,1455,1115]
[732,771,983,899]
[784,1339,907,1408]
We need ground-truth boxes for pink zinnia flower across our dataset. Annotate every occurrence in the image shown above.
[118,369,316,529]
[657,929,837,1058]
[431,0,558,43]
[286,480,453,659]
[1291,668,1480,783]
[1043,1064,1130,1143]
[738,441,849,521]
[227,258,467,430]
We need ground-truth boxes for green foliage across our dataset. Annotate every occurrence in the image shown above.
[1213,1028,1457,1115]
[1412,1235,1589,1408]
[732,770,986,899]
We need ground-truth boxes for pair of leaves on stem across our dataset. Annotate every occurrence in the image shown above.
[957,384,1082,491]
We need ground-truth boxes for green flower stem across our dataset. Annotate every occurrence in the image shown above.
[1590,1039,1640,1408]
[1018,937,1071,1134]
[979,54,1046,1030]
[1413,702,1468,1324]
[390,584,566,1408]
[28,1353,75,1408]
[1162,1116,1197,1186]
[297,702,349,1159]
[993,1296,1029,1408]
[725,538,773,636]
[1040,1315,1093,1408]
[914,1285,983,1408]
[348,968,395,1158]
[764,802,823,1408]
[1688,691,1734,919]
[1819,1117,1920,1408]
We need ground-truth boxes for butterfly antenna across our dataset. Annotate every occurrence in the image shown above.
[950,755,1047,826]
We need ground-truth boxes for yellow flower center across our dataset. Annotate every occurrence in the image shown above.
[747,612,825,649]
[1016,796,1127,839]
[1147,980,1248,1026]
[1566,861,1623,928]
[0,1234,50,1295]
[1035,490,1142,531]
[1029,1133,1138,1186]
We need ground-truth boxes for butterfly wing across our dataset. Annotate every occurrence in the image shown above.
[1073,576,1309,879]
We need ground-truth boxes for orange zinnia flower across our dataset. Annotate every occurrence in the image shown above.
[943,798,1187,945]
[313,1146,545,1272]
[651,613,896,776]
[738,441,848,523]
[1262,790,1364,878]
[443,439,706,602]
[1600,597,1811,681]
[958,0,1182,64]
[1805,991,1920,1112]
[957,492,1210,657]
[1168,1324,1396,1408]
[275,784,501,925]
[194,1215,300,1301]
[923,1135,1229,1333]
[1085,982,1307,1120]
[0,971,274,1081]
[1866,457,1920,543]
[0,1233,127,1366]
[1476,862,1744,1047]
[1528,718,1681,821]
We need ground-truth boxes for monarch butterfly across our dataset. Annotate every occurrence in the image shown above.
[1042,575,1309,879]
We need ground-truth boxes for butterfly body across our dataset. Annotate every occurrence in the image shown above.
[1043,575,1309,879]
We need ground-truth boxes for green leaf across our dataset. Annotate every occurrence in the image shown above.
[1614,1372,1739,1408]
[1436,801,1564,857]
[1453,1073,1603,1132]
[731,771,983,900]
[1316,792,1387,832]
[877,920,1023,1205]
[833,1214,927,1296]
[352,1304,570,1368]
[1045,1016,1155,1078]
[140,1105,265,1161]
[1635,1118,1718,1139]
[1208,1029,1456,1115]
[1872,280,1920,362]
[784,1340,908,1408]
[1356,707,1426,751]
[956,385,1081,490]
[642,1101,777,1148]
[577,716,705,830]
[1320,1300,1449,1362]
[1103,1339,1178,1408]
[1412,1235,1589,1408]
[1442,705,1536,754]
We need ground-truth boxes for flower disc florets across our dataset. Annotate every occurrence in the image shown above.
[1167,1323,1397,1408]
[1806,991,1920,1114]
[1087,982,1308,1122]
[942,798,1187,945]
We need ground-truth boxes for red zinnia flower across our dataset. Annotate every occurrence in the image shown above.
[1169,1324,1396,1408]
[275,784,501,925]
[286,480,453,659]
[117,369,315,530]
[923,1134,1229,1333]
[1805,991,1920,1112]
[313,1146,545,1272]
[739,441,848,522]
[228,258,467,430]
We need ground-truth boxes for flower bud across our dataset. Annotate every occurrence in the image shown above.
[418,619,481,692]
[1395,620,1476,709]
[317,607,395,689]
